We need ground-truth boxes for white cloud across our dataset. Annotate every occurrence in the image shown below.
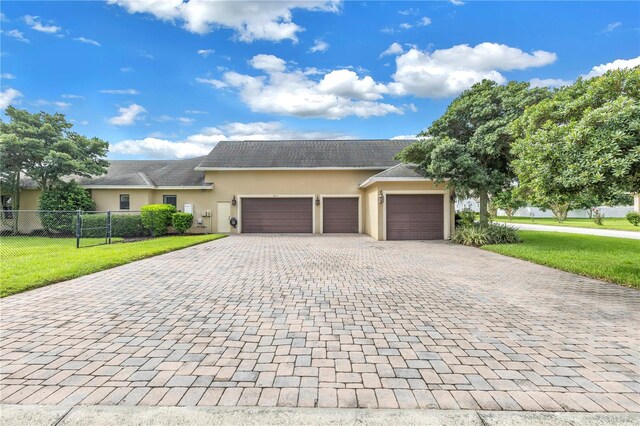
[75,36,101,46]
[309,39,329,53]
[399,23,412,30]
[398,8,418,16]
[418,17,431,26]
[390,134,418,140]
[250,54,287,72]
[109,103,146,126]
[449,0,465,5]
[380,42,404,58]
[529,78,572,88]
[100,89,141,95]
[195,77,228,89]
[391,42,557,97]
[0,73,15,79]
[582,56,640,79]
[108,0,340,42]
[203,54,403,119]
[110,121,354,159]
[120,67,134,73]
[154,115,195,124]
[0,13,8,22]
[61,94,84,99]
[5,29,29,43]
[0,88,22,108]
[24,15,61,34]
[185,109,208,115]
[33,99,71,109]
[197,49,214,57]
[603,22,622,33]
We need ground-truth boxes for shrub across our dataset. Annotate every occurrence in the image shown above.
[75,213,147,238]
[457,208,477,227]
[627,211,640,226]
[38,182,96,234]
[491,189,526,219]
[452,224,521,247]
[141,204,176,236]
[172,213,193,234]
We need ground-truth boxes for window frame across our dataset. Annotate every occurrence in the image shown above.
[119,194,130,210]
[163,194,177,208]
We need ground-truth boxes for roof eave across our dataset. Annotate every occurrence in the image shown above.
[80,184,214,190]
[358,177,439,189]
[194,166,391,171]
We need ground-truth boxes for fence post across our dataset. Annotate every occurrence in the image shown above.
[106,210,112,245]
[76,210,81,248]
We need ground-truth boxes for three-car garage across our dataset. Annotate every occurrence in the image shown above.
[238,192,447,240]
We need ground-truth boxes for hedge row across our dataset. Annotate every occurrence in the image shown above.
[76,214,148,238]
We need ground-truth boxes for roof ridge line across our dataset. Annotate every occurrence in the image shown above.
[137,172,155,187]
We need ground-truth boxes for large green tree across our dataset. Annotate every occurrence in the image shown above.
[0,106,109,208]
[397,80,550,225]
[511,67,640,221]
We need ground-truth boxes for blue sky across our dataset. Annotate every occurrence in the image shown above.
[1,1,639,159]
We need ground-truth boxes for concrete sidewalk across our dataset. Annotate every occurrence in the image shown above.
[505,223,640,240]
[2,405,639,426]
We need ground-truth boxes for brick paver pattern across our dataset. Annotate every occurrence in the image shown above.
[1,235,639,411]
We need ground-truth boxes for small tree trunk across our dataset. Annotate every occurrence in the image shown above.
[479,191,489,226]
[551,203,569,223]
[505,208,513,220]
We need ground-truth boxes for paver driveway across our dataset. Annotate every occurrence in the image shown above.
[1,235,639,412]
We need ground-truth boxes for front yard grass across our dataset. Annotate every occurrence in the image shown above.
[0,234,225,297]
[483,231,640,289]
[494,216,639,232]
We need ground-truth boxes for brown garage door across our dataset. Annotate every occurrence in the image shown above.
[323,197,359,233]
[241,198,312,233]
[386,194,444,240]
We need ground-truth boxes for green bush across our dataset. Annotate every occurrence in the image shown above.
[457,208,477,227]
[626,211,640,226]
[38,182,96,234]
[75,213,147,238]
[452,224,521,247]
[172,213,193,234]
[141,204,176,236]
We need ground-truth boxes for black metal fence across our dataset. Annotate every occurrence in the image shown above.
[0,210,160,254]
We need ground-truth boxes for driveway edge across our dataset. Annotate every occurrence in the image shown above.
[2,404,639,426]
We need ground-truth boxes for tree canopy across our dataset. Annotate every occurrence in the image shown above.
[511,67,640,220]
[0,106,109,209]
[397,80,550,224]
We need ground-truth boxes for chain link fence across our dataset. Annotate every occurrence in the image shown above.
[0,210,161,256]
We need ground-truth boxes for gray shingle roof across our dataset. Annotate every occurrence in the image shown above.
[77,157,208,187]
[370,163,424,178]
[196,140,416,169]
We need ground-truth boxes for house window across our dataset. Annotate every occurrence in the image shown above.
[1,195,13,219]
[119,194,130,210]
[163,195,177,207]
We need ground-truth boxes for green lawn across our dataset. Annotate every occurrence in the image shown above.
[483,231,640,289]
[0,234,226,297]
[493,216,639,232]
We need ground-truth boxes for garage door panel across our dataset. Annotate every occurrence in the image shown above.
[242,198,312,233]
[386,194,444,240]
[323,197,359,233]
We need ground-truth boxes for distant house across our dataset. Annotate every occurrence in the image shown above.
[4,140,454,241]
